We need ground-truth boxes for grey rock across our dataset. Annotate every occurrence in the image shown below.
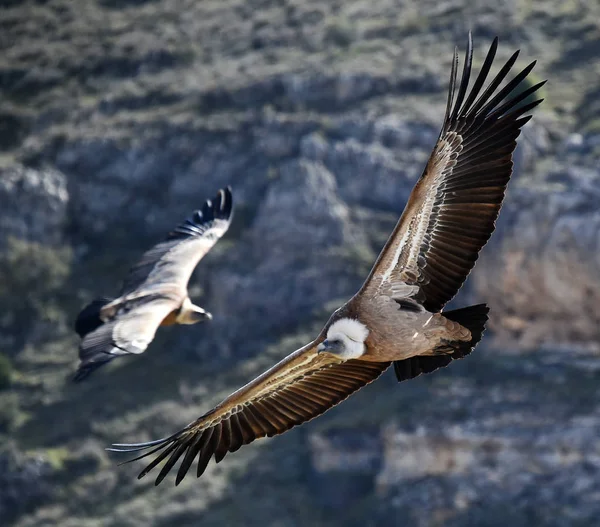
[300,132,329,161]
[0,447,54,523]
[373,116,437,150]
[308,428,383,510]
[473,161,600,348]
[254,128,297,159]
[376,386,600,527]
[281,72,390,111]
[56,138,188,236]
[0,164,68,247]
[324,137,417,210]
[564,132,585,153]
[562,132,600,156]
[251,159,354,250]
[207,159,369,347]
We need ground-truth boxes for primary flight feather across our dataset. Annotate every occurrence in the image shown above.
[109,35,544,485]
[73,187,233,381]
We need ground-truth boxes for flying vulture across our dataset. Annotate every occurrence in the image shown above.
[109,36,544,485]
[73,187,233,382]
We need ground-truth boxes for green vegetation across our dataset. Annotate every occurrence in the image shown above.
[0,353,13,390]
[0,392,19,433]
[0,237,72,316]
[41,447,70,470]
[0,238,72,356]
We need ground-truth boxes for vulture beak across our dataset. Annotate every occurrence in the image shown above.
[192,307,213,322]
[317,339,340,354]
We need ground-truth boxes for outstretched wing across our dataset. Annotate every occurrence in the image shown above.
[119,187,233,296]
[363,35,545,312]
[109,339,390,486]
[75,296,177,382]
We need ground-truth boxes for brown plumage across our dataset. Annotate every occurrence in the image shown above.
[109,35,544,485]
[73,187,233,382]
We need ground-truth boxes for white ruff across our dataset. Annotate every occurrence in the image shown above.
[325,318,369,359]
[327,318,369,343]
[176,297,192,324]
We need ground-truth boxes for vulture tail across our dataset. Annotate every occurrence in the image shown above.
[392,303,489,383]
[74,297,112,338]
[73,355,117,383]
[441,303,489,357]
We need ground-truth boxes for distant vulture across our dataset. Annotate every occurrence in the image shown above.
[110,35,544,485]
[73,187,233,382]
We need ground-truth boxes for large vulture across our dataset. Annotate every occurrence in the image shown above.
[110,36,544,485]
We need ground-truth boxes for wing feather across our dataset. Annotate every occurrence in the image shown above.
[75,297,177,381]
[362,36,544,312]
[119,187,233,296]
[109,339,390,485]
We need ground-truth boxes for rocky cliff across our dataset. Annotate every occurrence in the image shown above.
[1,1,599,526]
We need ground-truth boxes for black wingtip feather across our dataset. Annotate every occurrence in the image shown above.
[474,60,538,120]
[154,441,190,486]
[108,422,218,486]
[490,81,547,119]
[72,350,119,383]
[411,37,544,313]
[442,47,459,135]
[444,37,544,141]
[168,186,234,240]
[445,37,542,139]
[450,33,473,124]
[72,361,107,383]
[106,430,186,475]
[464,48,520,120]
[197,425,220,479]
[456,37,498,122]
[137,442,181,480]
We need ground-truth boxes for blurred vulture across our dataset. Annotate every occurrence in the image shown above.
[73,187,233,382]
[110,35,544,485]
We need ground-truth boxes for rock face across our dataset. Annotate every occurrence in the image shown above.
[308,429,383,510]
[1,1,599,526]
[377,418,600,527]
[0,448,53,524]
[210,158,370,345]
[373,351,600,527]
[0,165,68,248]
[474,153,600,348]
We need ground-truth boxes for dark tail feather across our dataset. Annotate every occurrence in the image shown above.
[442,303,489,356]
[73,355,117,383]
[392,303,489,382]
[74,297,112,337]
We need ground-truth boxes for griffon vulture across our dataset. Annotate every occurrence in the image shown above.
[73,187,233,381]
[110,36,544,485]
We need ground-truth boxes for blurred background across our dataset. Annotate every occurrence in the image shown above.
[1,0,599,525]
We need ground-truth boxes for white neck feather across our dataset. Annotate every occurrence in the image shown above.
[328,318,369,343]
[176,297,198,324]
[326,318,369,359]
